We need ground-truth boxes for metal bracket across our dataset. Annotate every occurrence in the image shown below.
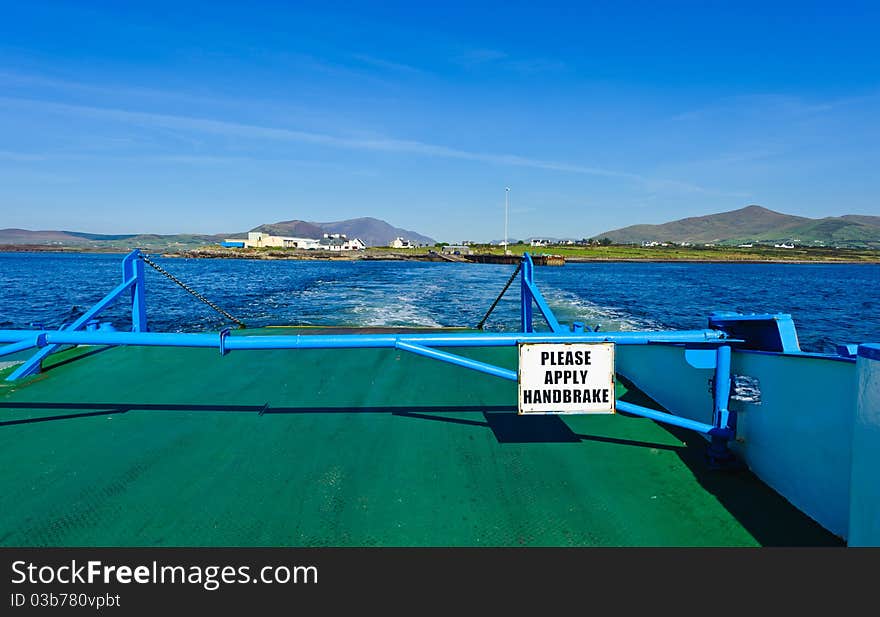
[219,327,231,356]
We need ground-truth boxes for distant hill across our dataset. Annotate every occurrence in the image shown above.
[251,217,435,247]
[0,216,436,250]
[316,217,435,247]
[251,220,325,239]
[596,205,880,248]
[0,228,226,249]
[0,229,111,245]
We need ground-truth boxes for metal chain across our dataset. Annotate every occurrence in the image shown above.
[139,253,247,328]
[476,262,522,330]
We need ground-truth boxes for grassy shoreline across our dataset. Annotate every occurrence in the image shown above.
[2,243,879,263]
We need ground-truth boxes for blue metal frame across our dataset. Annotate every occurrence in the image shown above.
[521,253,564,333]
[3,250,147,380]
[707,344,737,466]
[0,329,733,351]
[0,249,740,459]
[709,311,800,353]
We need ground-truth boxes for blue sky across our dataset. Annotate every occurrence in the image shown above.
[0,1,877,242]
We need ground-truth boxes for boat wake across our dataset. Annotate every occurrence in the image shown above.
[536,287,665,332]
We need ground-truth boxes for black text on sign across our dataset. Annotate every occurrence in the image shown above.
[518,343,616,414]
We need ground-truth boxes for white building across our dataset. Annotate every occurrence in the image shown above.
[530,239,549,247]
[223,231,365,251]
[234,232,323,249]
[391,237,415,249]
[319,233,366,251]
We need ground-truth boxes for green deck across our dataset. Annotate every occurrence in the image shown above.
[0,329,839,546]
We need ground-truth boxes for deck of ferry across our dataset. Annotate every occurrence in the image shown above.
[0,328,840,546]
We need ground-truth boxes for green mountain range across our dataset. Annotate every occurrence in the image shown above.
[596,205,880,248]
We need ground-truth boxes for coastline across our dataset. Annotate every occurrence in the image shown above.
[2,244,879,264]
[562,257,880,264]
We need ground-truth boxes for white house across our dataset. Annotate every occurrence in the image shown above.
[530,239,549,247]
[319,233,366,251]
[391,237,415,249]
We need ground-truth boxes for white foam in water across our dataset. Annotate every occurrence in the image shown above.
[350,297,443,328]
[538,287,664,332]
[142,262,664,332]
[284,274,445,328]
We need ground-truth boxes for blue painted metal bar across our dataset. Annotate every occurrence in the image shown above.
[123,250,148,332]
[521,254,535,332]
[6,274,138,381]
[524,280,565,333]
[0,336,44,359]
[519,253,564,333]
[17,331,218,347]
[713,344,733,431]
[707,344,737,464]
[0,329,731,348]
[395,340,518,381]
[223,331,731,349]
[617,400,715,435]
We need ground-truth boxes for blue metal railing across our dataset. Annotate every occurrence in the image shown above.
[521,253,564,333]
[2,251,146,380]
[0,249,738,461]
[0,329,732,348]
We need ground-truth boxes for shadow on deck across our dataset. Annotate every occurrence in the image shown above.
[0,396,843,547]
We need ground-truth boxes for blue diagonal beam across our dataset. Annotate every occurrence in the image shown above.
[616,400,715,434]
[395,340,518,381]
[523,279,564,333]
[0,336,42,359]
[6,276,137,381]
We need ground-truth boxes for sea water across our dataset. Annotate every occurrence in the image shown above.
[0,252,877,353]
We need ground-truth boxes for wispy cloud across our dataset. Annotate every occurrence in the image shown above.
[457,48,509,65]
[350,54,423,74]
[0,95,737,196]
[0,148,376,175]
[0,69,380,132]
[454,48,565,74]
[670,92,880,124]
[0,70,225,108]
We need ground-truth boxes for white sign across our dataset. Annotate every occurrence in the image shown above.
[518,343,616,415]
